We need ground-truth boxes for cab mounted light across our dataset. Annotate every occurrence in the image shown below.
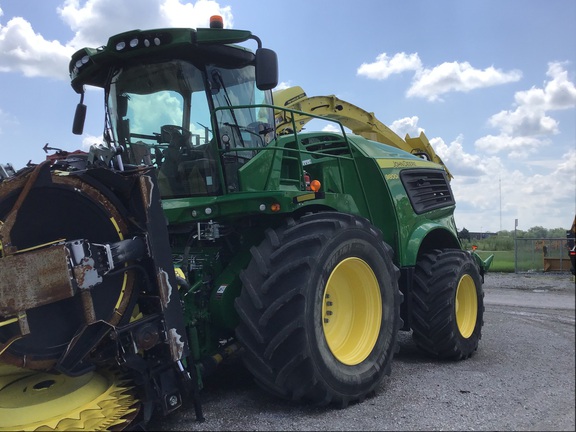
[210,15,224,29]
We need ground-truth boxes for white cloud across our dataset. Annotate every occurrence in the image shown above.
[357,52,522,102]
[58,0,232,49]
[160,0,232,28]
[433,62,576,231]
[475,134,550,158]
[357,52,422,80]
[322,124,342,133]
[431,135,501,178]
[0,1,233,80]
[274,81,292,91]
[488,109,558,136]
[476,62,576,156]
[81,134,105,151]
[0,17,73,79]
[449,145,575,232]
[407,62,522,101]
[389,116,424,139]
[516,62,576,111]
[57,0,164,48]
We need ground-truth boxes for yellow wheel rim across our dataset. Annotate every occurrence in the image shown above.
[455,274,478,338]
[0,368,139,431]
[322,257,382,366]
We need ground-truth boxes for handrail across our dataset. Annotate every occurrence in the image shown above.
[212,104,376,220]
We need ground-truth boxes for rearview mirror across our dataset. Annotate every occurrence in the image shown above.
[73,103,87,135]
[255,48,278,91]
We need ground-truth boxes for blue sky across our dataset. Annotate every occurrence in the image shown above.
[0,0,575,232]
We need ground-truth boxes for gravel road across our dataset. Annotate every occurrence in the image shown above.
[149,272,575,431]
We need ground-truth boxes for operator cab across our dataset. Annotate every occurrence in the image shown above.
[71,21,278,199]
[107,58,275,198]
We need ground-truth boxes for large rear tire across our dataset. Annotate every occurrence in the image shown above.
[234,212,402,407]
[411,249,484,360]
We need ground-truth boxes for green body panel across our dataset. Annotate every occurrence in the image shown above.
[346,135,459,265]
[208,250,250,329]
[162,128,459,268]
[171,130,459,270]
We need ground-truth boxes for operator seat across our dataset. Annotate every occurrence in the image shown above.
[157,125,191,197]
[157,125,219,196]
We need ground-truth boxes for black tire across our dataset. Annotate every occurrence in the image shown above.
[411,248,484,360]
[234,212,402,407]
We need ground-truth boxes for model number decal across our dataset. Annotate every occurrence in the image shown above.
[377,158,439,169]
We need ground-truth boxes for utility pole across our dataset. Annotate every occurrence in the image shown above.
[499,176,502,232]
[514,218,518,273]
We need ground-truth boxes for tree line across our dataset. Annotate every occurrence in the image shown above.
[457,225,573,252]
[458,225,570,241]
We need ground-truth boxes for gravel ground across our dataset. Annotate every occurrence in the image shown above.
[149,271,575,431]
[482,271,575,292]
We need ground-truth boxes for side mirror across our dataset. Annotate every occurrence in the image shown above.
[73,102,87,135]
[255,48,278,91]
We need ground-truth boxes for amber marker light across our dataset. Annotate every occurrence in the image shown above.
[310,180,321,192]
[210,15,224,28]
[270,203,281,212]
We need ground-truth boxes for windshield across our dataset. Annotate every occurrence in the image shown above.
[108,60,215,198]
[107,59,274,197]
[208,64,274,192]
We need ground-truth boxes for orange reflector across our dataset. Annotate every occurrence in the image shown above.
[310,180,321,192]
[270,203,281,212]
[210,15,224,28]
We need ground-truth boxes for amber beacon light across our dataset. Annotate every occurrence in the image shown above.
[210,15,224,28]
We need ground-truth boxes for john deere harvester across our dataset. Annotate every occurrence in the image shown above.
[0,16,491,430]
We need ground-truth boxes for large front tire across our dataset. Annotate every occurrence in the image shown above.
[411,249,484,360]
[234,212,402,407]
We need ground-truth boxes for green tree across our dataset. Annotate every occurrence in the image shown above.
[458,227,470,241]
[526,226,547,238]
[549,227,569,238]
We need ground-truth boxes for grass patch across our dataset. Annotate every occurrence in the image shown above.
[474,250,544,273]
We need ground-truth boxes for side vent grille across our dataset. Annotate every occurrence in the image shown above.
[400,169,454,214]
[300,135,350,157]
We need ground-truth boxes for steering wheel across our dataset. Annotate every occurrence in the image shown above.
[160,125,192,149]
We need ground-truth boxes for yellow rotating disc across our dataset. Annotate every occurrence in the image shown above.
[0,366,139,431]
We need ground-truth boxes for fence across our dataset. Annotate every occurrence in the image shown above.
[514,237,574,273]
